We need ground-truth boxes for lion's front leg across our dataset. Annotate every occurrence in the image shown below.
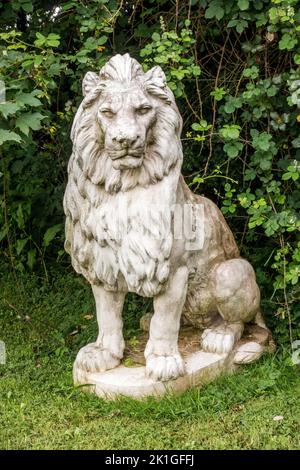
[145,266,188,382]
[74,285,125,374]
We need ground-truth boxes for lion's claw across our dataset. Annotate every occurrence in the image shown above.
[74,342,120,373]
[146,353,185,382]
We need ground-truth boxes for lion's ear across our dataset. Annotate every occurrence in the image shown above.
[82,71,100,97]
[144,66,171,103]
[144,66,166,89]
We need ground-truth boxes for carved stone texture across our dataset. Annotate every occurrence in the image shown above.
[64,54,273,396]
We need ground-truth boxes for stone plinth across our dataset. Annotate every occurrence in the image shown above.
[73,324,272,399]
[74,350,232,399]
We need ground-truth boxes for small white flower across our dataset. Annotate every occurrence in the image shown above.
[273,415,284,421]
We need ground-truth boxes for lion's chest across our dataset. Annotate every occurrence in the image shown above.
[83,189,173,297]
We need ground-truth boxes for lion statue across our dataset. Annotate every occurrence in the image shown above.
[64,53,269,382]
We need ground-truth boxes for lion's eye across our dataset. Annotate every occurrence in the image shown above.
[100,109,115,118]
[136,106,152,115]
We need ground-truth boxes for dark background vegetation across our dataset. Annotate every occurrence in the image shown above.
[0,0,299,345]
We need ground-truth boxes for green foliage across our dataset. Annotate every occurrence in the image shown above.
[210,87,226,101]
[192,120,212,132]
[140,19,201,98]
[223,141,244,159]
[219,124,241,140]
[0,1,116,272]
[0,0,299,344]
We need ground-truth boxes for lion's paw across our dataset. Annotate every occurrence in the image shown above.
[146,353,185,382]
[233,341,264,364]
[74,342,120,373]
[201,323,243,354]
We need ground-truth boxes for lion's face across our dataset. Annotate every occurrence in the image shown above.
[97,82,156,170]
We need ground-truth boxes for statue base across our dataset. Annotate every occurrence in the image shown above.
[74,350,233,399]
[73,324,273,399]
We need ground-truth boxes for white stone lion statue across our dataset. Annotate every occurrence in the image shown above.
[64,53,269,382]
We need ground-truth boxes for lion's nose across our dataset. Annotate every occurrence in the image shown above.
[112,134,139,147]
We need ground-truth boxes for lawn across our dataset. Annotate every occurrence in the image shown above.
[0,268,299,450]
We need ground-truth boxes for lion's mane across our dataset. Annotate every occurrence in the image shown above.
[63,54,183,296]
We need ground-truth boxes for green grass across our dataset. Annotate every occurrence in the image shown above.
[0,268,299,450]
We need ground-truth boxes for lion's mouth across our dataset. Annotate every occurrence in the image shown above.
[107,148,144,160]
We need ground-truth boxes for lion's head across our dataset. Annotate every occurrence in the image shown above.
[69,53,183,193]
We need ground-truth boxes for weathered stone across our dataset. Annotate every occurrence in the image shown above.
[74,351,233,400]
[139,312,153,332]
[73,323,272,399]
[64,54,273,398]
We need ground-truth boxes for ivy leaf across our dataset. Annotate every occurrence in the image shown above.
[220,124,241,140]
[151,32,160,42]
[224,96,243,114]
[291,137,300,148]
[0,129,22,145]
[252,107,263,119]
[236,20,248,34]
[282,165,299,181]
[223,141,243,158]
[243,66,259,79]
[266,85,277,97]
[48,63,62,76]
[0,102,21,119]
[294,54,300,65]
[205,0,225,20]
[238,0,249,10]
[260,157,272,171]
[16,93,42,107]
[21,2,33,13]
[97,36,108,46]
[244,168,256,181]
[264,219,279,237]
[191,65,201,76]
[228,19,248,33]
[16,112,46,136]
[279,33,298,51]
[252,132,272,151]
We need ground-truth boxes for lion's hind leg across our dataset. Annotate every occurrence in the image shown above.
[201,258,261,356]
